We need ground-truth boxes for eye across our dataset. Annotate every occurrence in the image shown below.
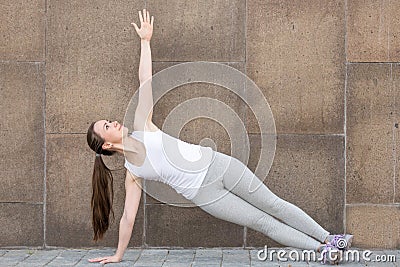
[105,120,112,130]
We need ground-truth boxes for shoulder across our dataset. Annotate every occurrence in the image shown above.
[125,169,142,185]
[133,120,160,132]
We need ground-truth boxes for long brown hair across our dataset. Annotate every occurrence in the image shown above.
[86,121,116,242]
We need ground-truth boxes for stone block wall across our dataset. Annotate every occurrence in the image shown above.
[0,0,398,249]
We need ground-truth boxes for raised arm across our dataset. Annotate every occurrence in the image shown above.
[88,171,142,264]
[131,9,155,131]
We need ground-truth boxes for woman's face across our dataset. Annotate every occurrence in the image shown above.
[94,119,125,144]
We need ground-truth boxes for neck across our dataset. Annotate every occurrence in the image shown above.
[112,136,138,155]
[111,143,125,155]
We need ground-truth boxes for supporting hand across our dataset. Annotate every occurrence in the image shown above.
[131,9,154,41]
[88,254,122,264]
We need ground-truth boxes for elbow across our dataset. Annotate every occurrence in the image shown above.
[139,76,152,86]
[122,213,135,228]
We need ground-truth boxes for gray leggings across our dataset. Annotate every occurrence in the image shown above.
[190,151,330,251]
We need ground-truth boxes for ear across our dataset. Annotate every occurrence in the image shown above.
[102,142,113,150]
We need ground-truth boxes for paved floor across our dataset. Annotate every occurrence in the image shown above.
[0,247,398,266]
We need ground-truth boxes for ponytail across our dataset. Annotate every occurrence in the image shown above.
[87,121,116,242]
[91,154,115,242]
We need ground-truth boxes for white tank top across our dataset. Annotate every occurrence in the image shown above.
[124,129,215,200]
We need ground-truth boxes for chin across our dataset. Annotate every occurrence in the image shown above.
[121,126,129,135]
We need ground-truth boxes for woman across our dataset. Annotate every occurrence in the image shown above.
[87,9,352,265]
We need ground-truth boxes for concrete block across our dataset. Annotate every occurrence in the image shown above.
[46,249,88,266]
[347,0,400,62]
[134,249,168,266]
[0,62,44,203]
[0,0,45,60]
[164,249,194,263]
[16,250,61,267]
[146,0,245,61]
[346,205,400,249]
[0,203,43,247]
[388,2,400,61]
[394,64,400,203]
[346,64,395,203]
[246,0,345,134]
[0,250,32,266]
[222,249,250,264]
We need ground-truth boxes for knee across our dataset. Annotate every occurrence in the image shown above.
[249,214,277,235]
[262,196,288,215]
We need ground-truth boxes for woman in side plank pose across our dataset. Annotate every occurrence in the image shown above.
[87,9,352,265]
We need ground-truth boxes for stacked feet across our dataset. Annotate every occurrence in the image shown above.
[319,234,354,265]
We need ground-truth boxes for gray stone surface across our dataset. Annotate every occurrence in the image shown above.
[192,248,222,266]
[394,64,400,203]
[0,0,45,61]
[45,249,88,267]
[346,64,395,204]
[146,0,245,61]
[0,203,43,247]
[164,249,195,265]
[246,0,345,135]
[0,248,397,266]
[15,249,60,266]
[1,250,32,266]
[347,0,400,62]
[222,248,250,264]
[0,62,45,203]
[346,205,400,249]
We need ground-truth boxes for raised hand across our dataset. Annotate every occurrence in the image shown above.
[131,9,154,41]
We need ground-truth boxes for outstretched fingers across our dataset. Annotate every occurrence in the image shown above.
[88,256,107,262]
[137,9,153,25]
[138,9,144,24]
[100,257,112,264]
[131,9,154,39]
[142,8,147,22]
